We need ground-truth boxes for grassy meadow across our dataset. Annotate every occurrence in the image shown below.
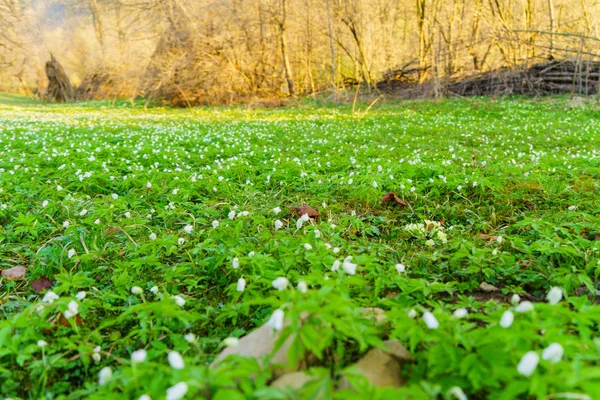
[1,94,599,399]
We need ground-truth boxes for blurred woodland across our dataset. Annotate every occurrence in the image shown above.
[1,0,600,105]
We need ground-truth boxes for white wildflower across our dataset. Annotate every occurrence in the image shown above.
[173,295,186,307]
[342,257,357,275]
[166,382,188,400]
[511,294,520,305]
[332,260,341,271]
[42,291,59,304]
[542,343,564,364]
[515,301,534,313]
[236,278,246,292]
[297,280,307,293]
[423,311,439,329]
[131,286,143,295]
[500,310,514,328]
[168,351,185,370]
[184,333,195,343]
[517,351,540,377]
[64,300,79,319]
[267,309,285,331]
[448,386,468,400]
[131,349,147,363]
[546,287,563,305]
[272,277,289,291]
[98,367,112,386]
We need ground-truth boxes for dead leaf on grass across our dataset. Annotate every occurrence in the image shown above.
[478,233,499,241]
[380,192,408,207]
[288,204,320,218]
[1,266,27,280]
[57,313,84,327]
[31,276,53,292]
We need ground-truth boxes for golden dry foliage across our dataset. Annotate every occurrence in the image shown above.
[1,0,600,104]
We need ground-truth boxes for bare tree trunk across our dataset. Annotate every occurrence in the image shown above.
[114,0,126,44]
[326,0,336,91]
[88,0,104,49]
[279,0,294,96]
[416,0,428,82]
[523,0,535,62]
[547,0,555,57]
[304,0,315,94]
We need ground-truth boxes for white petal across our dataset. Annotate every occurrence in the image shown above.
[517,351,539,377]
[166,382,188,400]
[423,311,439,329]
[542,343,564,364]
[168,351,185,370]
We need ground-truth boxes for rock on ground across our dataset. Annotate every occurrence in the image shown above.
[211,321,306,378]
[270,371,315,390]
[339,339,412,389]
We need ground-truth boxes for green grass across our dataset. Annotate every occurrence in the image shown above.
[0,95,599,399]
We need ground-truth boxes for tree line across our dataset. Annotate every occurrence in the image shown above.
[1,0,599,104]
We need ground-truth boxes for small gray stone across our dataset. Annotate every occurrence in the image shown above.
[479,282,499,292]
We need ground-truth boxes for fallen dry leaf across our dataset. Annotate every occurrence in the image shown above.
[57,313,84,327]
[478,233,499,241]
[1,266,27,280]
[380,192,408,207]
[31,276,53,292]
[105,227,120,235]
[288,204,320,218]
